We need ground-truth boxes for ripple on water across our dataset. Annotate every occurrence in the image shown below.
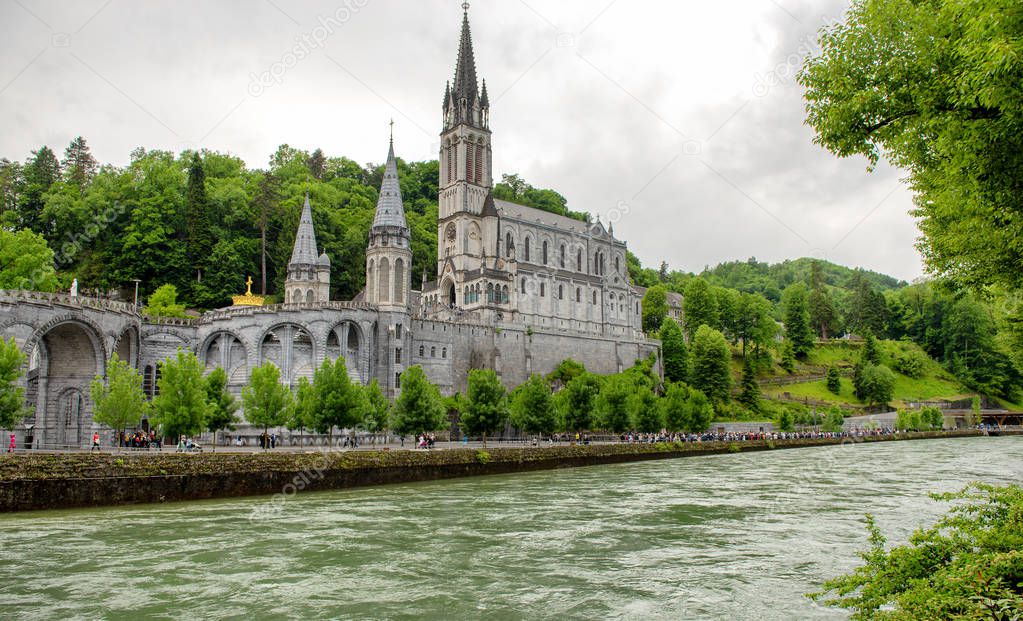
[0,436,1021,620]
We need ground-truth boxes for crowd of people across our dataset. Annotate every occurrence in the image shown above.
[117,430,161,450]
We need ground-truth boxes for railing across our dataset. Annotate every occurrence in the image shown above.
[0,290,138,315]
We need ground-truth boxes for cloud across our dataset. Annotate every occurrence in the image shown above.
[0,0,925,281]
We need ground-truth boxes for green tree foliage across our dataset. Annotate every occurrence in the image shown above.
[846,272,889,337]
[659,317,689,383]
[185,152,215,288]
[545,358,586,387]
[780,340,796,374]
[732,292,777,358]
[152,350,211,440]
[858,364,896,407]
[800,0,1023,293]
[240,361,291,434]
[204,367,239,441]
[89,353,148,434]
[808,261,840,339]
[826,366,842,394]
[661,383,714,433]
[509,374,556,437]
[641,284,669,333]
[492,173,587,222]
[690,325,732,404]
[812,484,1023,619]
[145,284,187,318]
[861,330,881,365]
[289,376,316,431]
[391,365,446,436]
[556,372,600,433]
[628,385,662,433]
[0,337,31,431]
[737,357,760,414]
[362,379,391,433]
[821,407,846,433]
[16,145,60,233]
[309,357,365,437]
[683,278,720,341]
[782,283,815,357]
[461,369,508,445]
[777,410,795,432]
[62,136,97,192]
[0,228,59,291]
[595,374,634,433]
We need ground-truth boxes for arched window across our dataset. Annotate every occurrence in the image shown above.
[474,143,483,183]
[367,259,375,302]
[306,289,314,303]
[558,284,563,300]
[487,283,495,303]
[592,290,597,304]
[446,143,453,183]
[577,249,582,272]
[505,232,514,258]
[576,287,581,303]
[502,285,509,303]
[419,345,424,357]
[559,244,565,268]
[615,256,620,274]
[466,141,474,182]
[521,278,527,294]
[378,258,390,303]
[394,258,405,304]
[431,346,436,357]
[442,347,447,358]
[540,283,546,297]
[525,238,531,262]
[542,241,548,265]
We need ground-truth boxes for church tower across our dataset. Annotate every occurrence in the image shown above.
[285,194,331,304]
[365,130,412,311]
[437,3,493,281]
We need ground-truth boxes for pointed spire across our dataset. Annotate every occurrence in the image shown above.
[289,193,319,265]
[480,78,489,109]
[371,130,408,231]
[452,5,479,106]
[443,81,451,109]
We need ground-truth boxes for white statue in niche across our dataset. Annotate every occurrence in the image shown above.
[70,279,78,297]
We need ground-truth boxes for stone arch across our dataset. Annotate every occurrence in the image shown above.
[505,231,515,258]
[306,289,314,303]
[367,258,375,303]
[258,323,315,388]
[465,221,482,256]
[523,235,532,262]
[113,325,140,367]
[200,330,249,384]
[326,320,366,383]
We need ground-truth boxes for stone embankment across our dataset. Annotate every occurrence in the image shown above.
[0,430,1014,512]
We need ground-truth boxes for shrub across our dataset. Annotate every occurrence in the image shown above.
[892,350,926,378]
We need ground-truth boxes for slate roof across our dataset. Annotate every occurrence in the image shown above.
[371,139,408,231]
[289,194,320,266]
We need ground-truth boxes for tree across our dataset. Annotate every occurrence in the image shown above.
[661,384,715,433]
[808,262,840,339]
[185,152,214,284]
[689,325,732,405]
[362,379,391,434]
[309,357,365,441]
[509,374,556,437]
[0,228,59,292]
[777,410,795,432]
[628,385,662,433]
[0,337,31,432]
[858,364,896,407]
[659,317,689,383]
[737,357,760,414]
[683,278,720,341]
[800,0,1023,293]
[545,358,586,387]
[595,374,634,433]
[780,340,796,374]
[641,284,669,333]
[16,146,60,233]
[290,376,316,432]
[461,369,508,446]
[204,367,239,447]
[253,171,281,295]
[61,136,97,192]
[812,484,1023,619]
[734,292,776,358]
[782,283,815,357]
[861,330,881,365]
[557,372,600,433]
[241,361,291,436]
[826,366,842,394]
[391,365,446,436]
[307,148,327,180]
[145,284,187,318]
[821,407,845,433]
[90,353,148,435]
[152,350,211,441]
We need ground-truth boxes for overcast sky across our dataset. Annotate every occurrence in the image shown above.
[0,0,925,282]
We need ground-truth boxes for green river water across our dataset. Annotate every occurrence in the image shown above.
[1,436,1021,620]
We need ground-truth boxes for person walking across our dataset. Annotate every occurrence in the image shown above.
[8,433,15,453]
[91,431,100,452]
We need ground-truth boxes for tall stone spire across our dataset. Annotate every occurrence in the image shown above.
[290,193,319,265]
[452,5,478,105]
[372,125,408,231]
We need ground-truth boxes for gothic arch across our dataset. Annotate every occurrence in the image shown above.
[394,258,405,304]
[258,323,316,387]
[378,257,391,303]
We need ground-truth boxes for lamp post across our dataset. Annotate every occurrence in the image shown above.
[131,279,141,308]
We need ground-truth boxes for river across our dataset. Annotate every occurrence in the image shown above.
[1,436,1020,619]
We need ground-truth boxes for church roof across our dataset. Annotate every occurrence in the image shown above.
[289,194,320,266]
[494,199,609,237]
[371,137,408,231]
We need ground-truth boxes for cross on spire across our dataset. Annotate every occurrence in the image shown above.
[462,2,470,13]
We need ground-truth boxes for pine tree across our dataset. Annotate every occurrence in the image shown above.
[17,146,60,233]
[737,356,760,414]
[781,340,796,374]
[862,329,881,365]
[659,317,689,383]
[253,171,281,295]
[826,366,842,394]
[185,152,214,283]
[307,148,327,180]
[808,262,840,339]
[783,283,815,357]
[683,277,720,341]
[61,136,97,192]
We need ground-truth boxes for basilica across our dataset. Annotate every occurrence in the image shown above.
[0,6,658,449]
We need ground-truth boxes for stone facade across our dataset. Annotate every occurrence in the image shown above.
[0,7,659,448]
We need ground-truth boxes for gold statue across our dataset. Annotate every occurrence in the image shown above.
[232,275,265,307]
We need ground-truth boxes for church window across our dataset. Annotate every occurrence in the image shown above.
[576,249,582,272]
[615,256,620,273]
[487,283,495,303]
[395,372,401,389]
[558,284,563,300]
[419,345,424,357]
[502,285,509,303]
[466,141,474,182]
[431,346,436,357]
[506,232,514,258]
[395,348,402,364]
[446,145,452,183]
[542,241,548,265]
[442,347,447,358]
[524,238,531,262]
[521,278,527,294]
[540,283,546,297]
[464,285,470,303]
[306,289,314,303]
[559,244,565,268]
[576,287,581,303]
[474,143,483,183]
[396,324,402,339]
[394,258,405,304]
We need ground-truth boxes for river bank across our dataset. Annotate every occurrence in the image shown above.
[0,430,1013,512]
